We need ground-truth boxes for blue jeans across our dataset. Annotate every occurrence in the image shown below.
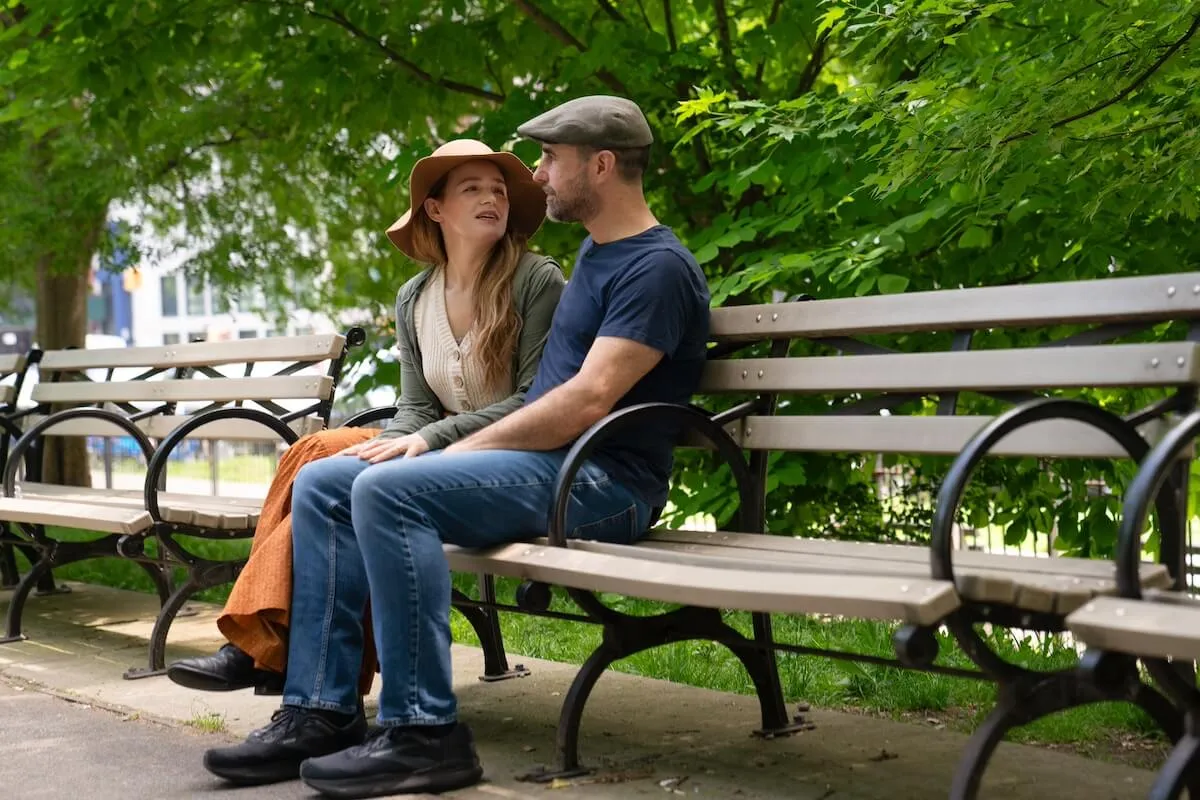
[281,449,650,726]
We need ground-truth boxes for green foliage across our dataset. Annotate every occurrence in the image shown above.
[3,1,1199,553]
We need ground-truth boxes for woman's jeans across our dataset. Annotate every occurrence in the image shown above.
[280,448,649,726]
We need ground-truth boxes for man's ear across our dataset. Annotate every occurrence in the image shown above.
[592,149,618,183]
[423,197,443,222]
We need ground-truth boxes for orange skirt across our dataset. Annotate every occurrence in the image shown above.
[216,427,381,695]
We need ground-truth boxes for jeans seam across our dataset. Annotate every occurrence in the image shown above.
[310,496,342,701]
[397,509,423,721]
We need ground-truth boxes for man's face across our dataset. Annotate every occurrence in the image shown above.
[531,144,600,224]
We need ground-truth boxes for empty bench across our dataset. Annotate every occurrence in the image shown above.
[0,330,364,677]
[441,271,1200,799]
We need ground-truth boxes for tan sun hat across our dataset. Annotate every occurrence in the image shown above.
[385,139,547,261]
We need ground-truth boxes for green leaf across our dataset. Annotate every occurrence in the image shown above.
[6,48,29,69]
[877,274,909,294]
[958,226,992,249]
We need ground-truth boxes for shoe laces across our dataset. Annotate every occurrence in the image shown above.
[253,707,304,740]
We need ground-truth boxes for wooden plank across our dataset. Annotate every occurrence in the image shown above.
[1067,595,1200,661]
[711,272,1200,340]
[16,484,262,531]
[648,530,1171,584]
[0,497,152,534]
[32,375,334,404]
[700,343,1200,394]
[26,413,324,441]
[579,539,1144,615]
[445,542,960,625]
[728,415,1174,457]
[38,334,346,371]
[0,353,24,375]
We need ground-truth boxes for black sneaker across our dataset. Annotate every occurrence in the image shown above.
[203,706,368,786]
[299,723,483,798]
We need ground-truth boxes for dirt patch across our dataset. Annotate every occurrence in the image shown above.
[834,704,1171,771]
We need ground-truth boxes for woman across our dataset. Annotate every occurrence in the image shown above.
[167,139,564,695]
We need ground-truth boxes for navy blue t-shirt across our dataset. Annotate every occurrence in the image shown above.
[525,225,711,508]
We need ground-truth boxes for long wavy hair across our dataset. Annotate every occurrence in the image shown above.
[407,174,527,391]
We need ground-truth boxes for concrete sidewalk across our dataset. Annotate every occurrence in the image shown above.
[1,581,1156,799]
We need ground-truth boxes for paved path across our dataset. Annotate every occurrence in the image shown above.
[0,582,1161,798]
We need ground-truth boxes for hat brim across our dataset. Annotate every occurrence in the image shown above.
[386,151,546,261]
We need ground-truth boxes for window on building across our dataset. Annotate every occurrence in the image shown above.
[163,333,181,346]
[161,275,179,317]
[186,275,206,316]
[293,325,314,337]
[238,329,258,339]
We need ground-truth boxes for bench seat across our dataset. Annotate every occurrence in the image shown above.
[445,541,960,625]
[1066,592,1200,661]
[0,484,264,531]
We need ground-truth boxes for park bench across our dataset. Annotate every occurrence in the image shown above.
[0,349,45,591]
[435,271,1200,799]
[0,331,368,678]
[1065,411,1200,800]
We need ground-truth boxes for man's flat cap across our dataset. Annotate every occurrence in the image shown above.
[517,95,653,149]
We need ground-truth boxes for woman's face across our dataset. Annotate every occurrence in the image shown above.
[424,161,510,250]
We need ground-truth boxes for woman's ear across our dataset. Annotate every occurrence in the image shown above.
[423,197,443,223]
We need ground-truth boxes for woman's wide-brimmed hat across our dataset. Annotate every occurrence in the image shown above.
[385,139,547,261]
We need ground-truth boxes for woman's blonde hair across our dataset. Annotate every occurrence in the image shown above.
[407,175,527,391]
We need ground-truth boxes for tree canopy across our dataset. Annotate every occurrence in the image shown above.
[2,0,1198,550]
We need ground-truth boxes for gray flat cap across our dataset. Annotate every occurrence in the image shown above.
[517,95,653,149]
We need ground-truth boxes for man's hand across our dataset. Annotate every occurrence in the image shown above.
[337,433,430,463]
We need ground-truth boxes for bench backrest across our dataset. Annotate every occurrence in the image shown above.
[31,334,351,442]
[702,272,1200,460]
[0,352,26,409]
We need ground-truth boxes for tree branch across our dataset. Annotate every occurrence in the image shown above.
[318,7,504,102]
[154,130,266,181]
[713,0,744,94]
[1003,12,1200,144]
[597,0,624,22]
[754,0,785,88]
[663,0,677,51]
[634,0,654,31]
[512,0,628,94]
[793,30,830,96]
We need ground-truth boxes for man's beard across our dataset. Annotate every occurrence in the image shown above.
[545,173,599,223]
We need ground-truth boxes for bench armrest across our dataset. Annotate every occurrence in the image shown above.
[339,405,399,429]
[3,408,157,499]
[143,408,301,522]
[929,397,1172,590]
[1114,408,1200,598]
[546,402,754,547]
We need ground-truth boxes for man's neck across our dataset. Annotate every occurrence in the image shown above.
[585,189,659,245]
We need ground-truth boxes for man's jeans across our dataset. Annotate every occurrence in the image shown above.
[281,449,650,726]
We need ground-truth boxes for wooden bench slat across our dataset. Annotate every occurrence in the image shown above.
[1066,594,1200,660]
[446,542,960,625]
[710,272,1200,340]
[38,335,345,371]
[0,497,152,534]
[700,343,1200,394]
[728,415,1173,457]
[0,353,24,374]
[585,539,1162,615]
[32,375,334,404]
[17,483,263,531]
[25,413,325,441]
[649,530,1170,583]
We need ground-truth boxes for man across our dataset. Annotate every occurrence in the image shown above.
[202,95,711,798]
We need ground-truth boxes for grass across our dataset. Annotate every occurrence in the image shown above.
[106,454,278,486]
[8,534,1166,759]
[187,706,228,734]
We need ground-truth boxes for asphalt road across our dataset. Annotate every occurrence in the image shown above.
[0,680,308,799]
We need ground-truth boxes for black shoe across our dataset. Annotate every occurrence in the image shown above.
[167,644,284,693]
[204,706,369,786]
[299,723,483,798]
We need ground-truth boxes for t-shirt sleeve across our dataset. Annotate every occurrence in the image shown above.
[597,250,698,356]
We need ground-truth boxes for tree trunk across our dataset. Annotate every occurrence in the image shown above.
[33,215,104,488]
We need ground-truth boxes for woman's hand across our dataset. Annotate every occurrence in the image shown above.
[338,433,430,463]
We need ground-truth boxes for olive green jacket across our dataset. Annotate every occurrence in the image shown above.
[376,252,565,450]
